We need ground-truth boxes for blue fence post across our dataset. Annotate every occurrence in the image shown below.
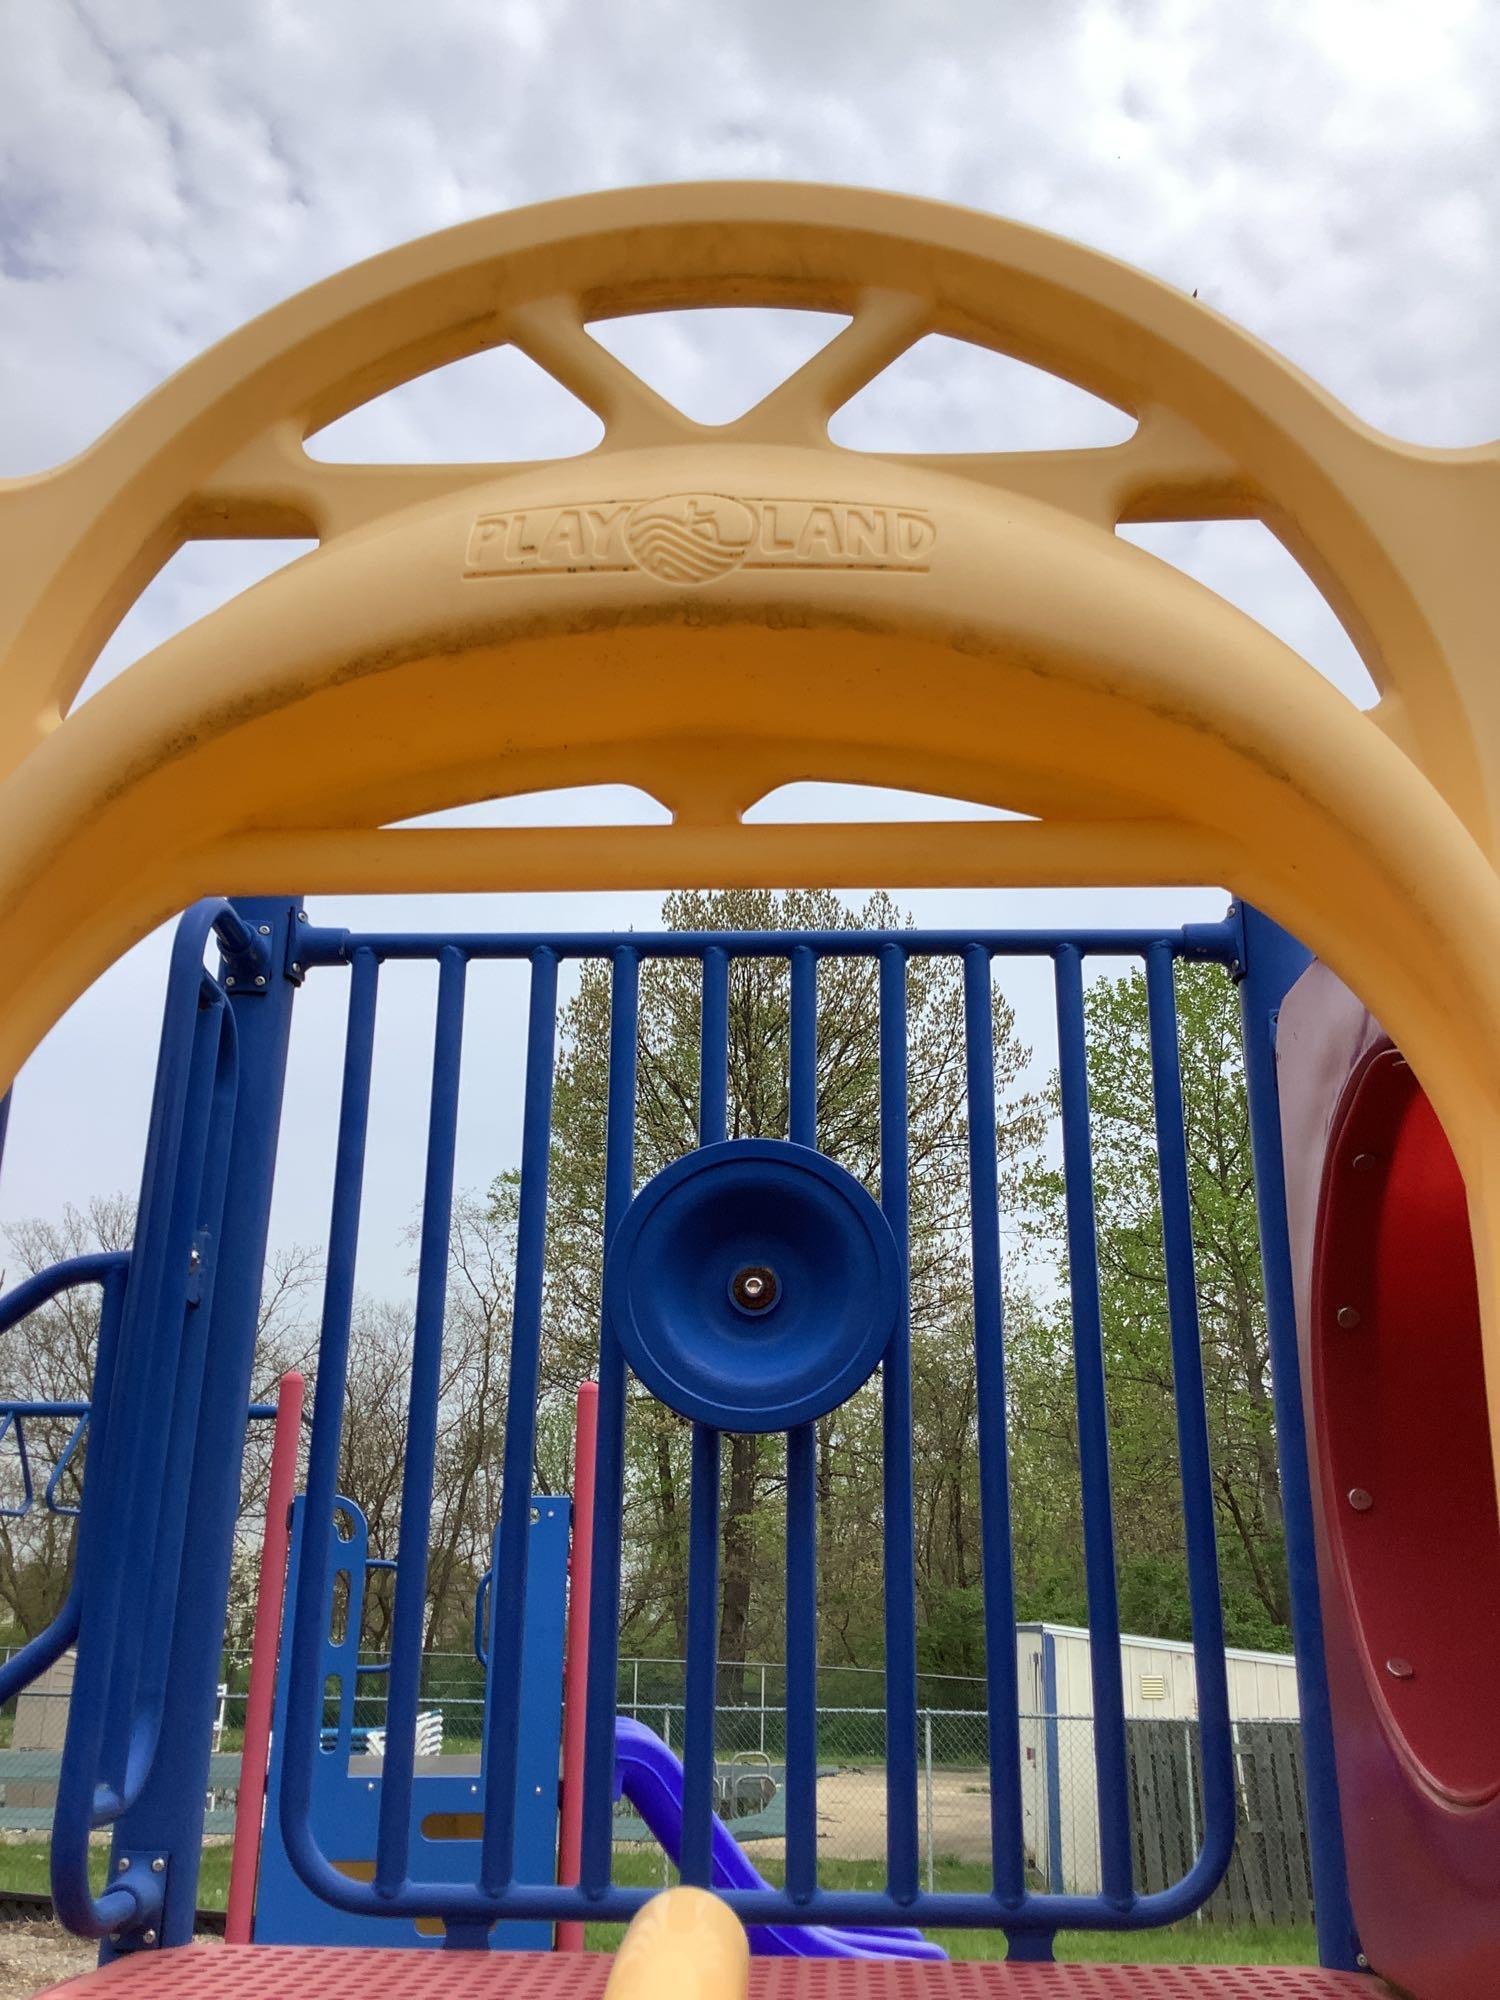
[1235,902,1361,1972]
[105,897,302,1955]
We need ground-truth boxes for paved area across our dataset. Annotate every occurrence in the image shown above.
[751,1764,995,1864]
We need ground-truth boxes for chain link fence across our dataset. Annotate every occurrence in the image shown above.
[0,1650,1312,1923]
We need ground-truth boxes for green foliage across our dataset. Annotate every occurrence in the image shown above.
[504,899,1291,1675]
[1014,962,1290,1651]
[493,887,1042,1680]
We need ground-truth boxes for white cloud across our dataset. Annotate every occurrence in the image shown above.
[0,0,1493,1279]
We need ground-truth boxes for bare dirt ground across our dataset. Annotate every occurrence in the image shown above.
[0,1924,226,1999]
[0,1921,95,1999]
[754,1764,994,1864]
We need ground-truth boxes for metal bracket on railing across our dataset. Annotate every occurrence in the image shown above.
[104,1852,167,1952]
[284,909,310,987]
[213,907,274,996]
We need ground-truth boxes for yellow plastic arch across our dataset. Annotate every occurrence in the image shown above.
[2,181,1499,1470]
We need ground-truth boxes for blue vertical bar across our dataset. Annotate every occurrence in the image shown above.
[105,898,300,1951]
[1053,945,1132,1907]
[0,1087,10,1193]
[281,949,379,1858]
[55,954,227,1944]
[1144,946,1235,1874]
[479,949,559,1893]
[878,945,919,1902]
[97,983,227,1802]
[699,947,729,1143]
[961,946,1027,1907]
[580,950,640,1894]
[789,948,817,1148]
[125,1001,240,1767]
[681,947,729,1885]
[784,945,819,1902]
[1235,905,1359,1970]
[374,947,467,1894]
[680,1425,721,1887]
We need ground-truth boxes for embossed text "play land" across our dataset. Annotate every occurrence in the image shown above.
[465,493,936,586]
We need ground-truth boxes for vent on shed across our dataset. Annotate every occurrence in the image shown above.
[1139,1674,1169,1702]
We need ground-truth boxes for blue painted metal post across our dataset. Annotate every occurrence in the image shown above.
[681,948,729,1886]
[1235,904,1360,1971]
[878,946,920,1904]
[961,948,1032,1933]
[579,950,639,1897]
[478,949,558,1896]
[783,946,819,1906]
[279,950,379,1895]
[375,947,467,1896]
[1053,947,1133,1911]
[1143,948,1235,1889]
[107,897,301,1954]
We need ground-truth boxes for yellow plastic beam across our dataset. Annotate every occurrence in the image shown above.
[2,182,1499,1479]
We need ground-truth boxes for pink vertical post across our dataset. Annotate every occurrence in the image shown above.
[556,1379,599,1952]
[225,1370,304,1946]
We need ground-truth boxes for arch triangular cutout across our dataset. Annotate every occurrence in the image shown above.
[745,782,1035,823]
[69,540,317,714]
[306,346,603,463]
[830,333,1136,454]
[1117,521,1379,708]
[385,785,672,830]
[585,308,849,426]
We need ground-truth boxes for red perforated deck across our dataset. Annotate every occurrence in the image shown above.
[36,1945,1390,1998]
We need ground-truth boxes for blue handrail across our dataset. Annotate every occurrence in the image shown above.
[270,915,1259,1941]
[0,1255,130,1709]
[51,901,247,1939]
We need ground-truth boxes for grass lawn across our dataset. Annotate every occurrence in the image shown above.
[588,1852,1316,1964]
[0,1842,1316,1967]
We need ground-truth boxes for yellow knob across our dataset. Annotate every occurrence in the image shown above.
[603,1885,750,2000]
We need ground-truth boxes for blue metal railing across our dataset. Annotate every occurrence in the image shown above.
[268,912,1263,1945]
[0,894,1356,1961]
[0,1256,132,1708]
[42,900,259,1941]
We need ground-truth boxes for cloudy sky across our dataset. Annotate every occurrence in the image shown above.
[1,0,1494,1303]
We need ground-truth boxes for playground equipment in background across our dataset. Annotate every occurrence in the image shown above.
[611,1717,945,1964]
[0,1393,283,1527]
[227,1372,945,1963]
[0,1369,288,1844]
[0,183,1496,1995]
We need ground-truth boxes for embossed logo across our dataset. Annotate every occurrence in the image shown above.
[625,493,757,583]
[465,493,935,585]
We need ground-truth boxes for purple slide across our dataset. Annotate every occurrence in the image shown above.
[613,1715,947,1960]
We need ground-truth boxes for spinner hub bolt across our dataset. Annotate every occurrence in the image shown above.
[731,1265,780,1314]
